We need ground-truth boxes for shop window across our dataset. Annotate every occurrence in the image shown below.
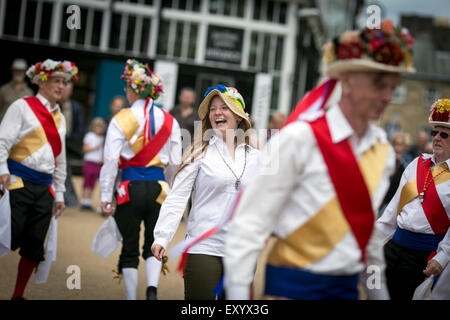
[423,87,441,106]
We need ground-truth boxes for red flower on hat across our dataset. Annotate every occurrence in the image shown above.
[337,42,364,60]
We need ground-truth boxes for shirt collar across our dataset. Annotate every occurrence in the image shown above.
[422,153,450,168]
[36,92,60,113]
[326,104,354,144]
[208,134,247,149]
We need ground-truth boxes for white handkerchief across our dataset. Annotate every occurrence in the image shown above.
[35,217,58,284]
[91,216,122,259]
[0,189,11,258]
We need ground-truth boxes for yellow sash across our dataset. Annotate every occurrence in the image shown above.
[267,142,389,268]
[114,108,168,204]
[9,110,62,162]
[397,162,450,215]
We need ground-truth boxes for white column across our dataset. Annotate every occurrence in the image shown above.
[148,0,161,57]
[100,0,112,52]
[278,2,298,115]
[195,0,208,64]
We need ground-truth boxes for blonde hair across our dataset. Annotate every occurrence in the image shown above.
[89,117,106,132]
[172,101,253,184]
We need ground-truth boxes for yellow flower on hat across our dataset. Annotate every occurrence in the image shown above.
[39,71,47,81]
[435,99,450,113]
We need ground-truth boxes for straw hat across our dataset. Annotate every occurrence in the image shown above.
[323,20,415,78]
[26,59,78,84]
[429,99,450,129]
[198,84,251,127]
[121,59,164,100]
[11,59,27,71]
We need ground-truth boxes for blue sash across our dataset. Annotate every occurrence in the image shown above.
[392,227,444,252]
[265,265,359,300]
[121,166,165,182]
[7,158,52,185]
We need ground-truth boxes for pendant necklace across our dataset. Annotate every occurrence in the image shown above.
[419,165,448,203]
[214,143,247,190]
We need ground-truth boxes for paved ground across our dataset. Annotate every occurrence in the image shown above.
[0,176,272,300]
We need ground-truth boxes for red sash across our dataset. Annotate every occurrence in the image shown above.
[24,97,62,160]
[119,109,174,169]
[309,116,374,262]
[416,157,450,235]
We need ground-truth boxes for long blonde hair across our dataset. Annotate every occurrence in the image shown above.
[172,108,253,183]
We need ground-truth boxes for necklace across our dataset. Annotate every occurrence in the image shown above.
[419,165,448,203]
[214,143,247,190]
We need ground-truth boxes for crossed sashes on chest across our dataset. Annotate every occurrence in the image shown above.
[268,116,389,268]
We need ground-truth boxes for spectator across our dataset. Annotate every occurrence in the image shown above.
[106,95,127,125]
[402,129,429,165]
[0,59,33,122]
[380,132,410,215]
[266,112,287,141]
[60,82,84,207]
[170,87,198,151]
[80,117,106,211]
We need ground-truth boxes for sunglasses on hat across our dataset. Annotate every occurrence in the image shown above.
[431,130,449,139]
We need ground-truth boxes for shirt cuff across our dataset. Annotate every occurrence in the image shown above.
[0,163,9,176]
[433,251,449,270]
[153,237,169,250]
[55,191,64,203]
[225,283,251,300]
[101,192,113,203]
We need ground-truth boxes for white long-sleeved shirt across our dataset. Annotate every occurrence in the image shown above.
[224,104,395,299]
[99,99,182,203]
[0,93,67,202]
[153,135,260,257]
[377,154,450,269]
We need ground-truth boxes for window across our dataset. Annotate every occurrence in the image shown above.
[423,87,441,106]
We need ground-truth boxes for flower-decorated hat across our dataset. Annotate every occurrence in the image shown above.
[323,20,415,78]
[121,59,164,100]
[198,84,251,127]
[26,59,78,84]
[429,99,450,129]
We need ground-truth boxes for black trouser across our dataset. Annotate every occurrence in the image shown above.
[184,254,225,300]
[114,180,161,272]
[384,239,431,300]
[10,180,54,263]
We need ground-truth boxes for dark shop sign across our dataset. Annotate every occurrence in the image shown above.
[205,26,244,65]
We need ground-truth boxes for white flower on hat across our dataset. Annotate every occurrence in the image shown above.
[26,65,36,79]
[226,87,240,100]
[42,59,60,70]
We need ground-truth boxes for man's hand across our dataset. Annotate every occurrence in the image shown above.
[101,202,113,216]
[151,244,165,261]
[0,174,10,191]
[423,259,443,277]
[53,202,65,219]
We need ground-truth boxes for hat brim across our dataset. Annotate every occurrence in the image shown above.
[198,89,251,127]
[325,59,415,78]
[429,121,450,129]
[31,72,73,84]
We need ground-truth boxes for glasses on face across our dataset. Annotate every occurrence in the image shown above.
[431,130,449,139]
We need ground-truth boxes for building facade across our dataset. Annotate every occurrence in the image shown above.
[0,0,328,131]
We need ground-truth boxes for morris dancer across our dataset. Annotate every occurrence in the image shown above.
[378,99,450,300]
[224,20,415,300]
[99,59,181,300]
[0,59,77,299]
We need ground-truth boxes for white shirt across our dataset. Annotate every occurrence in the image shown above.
[83,132,104,163]
[224,104,395,299]
[153,135,260,257]
[377,154,450,269]
[99,99,182,203]
[0,93,67,202]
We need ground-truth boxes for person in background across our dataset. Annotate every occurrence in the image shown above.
[106,95,127,125]
[80,117,106,211]
[379,132,410,215]
[266,112,287,141]
[100,59,182,300]
[377,99,450,300]
[170,87,198,151]
[402,129,429,165]
[0,59,34,122]
[0,59,78,299]
[60,82,85,208]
